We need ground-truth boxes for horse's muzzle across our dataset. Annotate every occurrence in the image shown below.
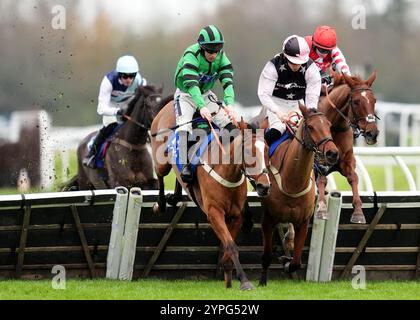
[256,183,270,197]
[325,150,339,166]
[364,130,378,145]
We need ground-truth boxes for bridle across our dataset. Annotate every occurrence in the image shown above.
[240,129,269,189]
[325,85,379,139]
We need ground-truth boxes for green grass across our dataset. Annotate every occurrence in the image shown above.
[0,279,418,300]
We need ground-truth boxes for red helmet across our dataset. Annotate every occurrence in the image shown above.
[313,25,337,50]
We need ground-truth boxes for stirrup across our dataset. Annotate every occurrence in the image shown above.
[82,155,96,169]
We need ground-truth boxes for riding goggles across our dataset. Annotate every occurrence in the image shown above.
[119,73,137,79]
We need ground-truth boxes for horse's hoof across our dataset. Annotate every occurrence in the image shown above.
[240,281,255,291]
[350,213,366,224]
[279,255,292,265]
[258,280,267,287]
[165,193,181,206]
[152,202,161,215]
[284,261,291,273]
[316,210,329,220]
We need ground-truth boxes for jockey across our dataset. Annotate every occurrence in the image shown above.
[258,35,321,146]
[305,25,351,85]
[174,24,237,183]
[82,55,147,168]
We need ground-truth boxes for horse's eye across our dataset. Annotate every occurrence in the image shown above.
[307,125,314,130]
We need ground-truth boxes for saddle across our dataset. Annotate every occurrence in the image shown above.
[87,124,123,168]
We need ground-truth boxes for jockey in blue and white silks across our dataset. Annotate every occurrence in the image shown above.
[83,55,147,168]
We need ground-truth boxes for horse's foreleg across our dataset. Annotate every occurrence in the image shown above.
[208,208,254,291]
[166,179,182,206]
[286,219,309,273]
[152,175,166,214]
[316,175,329,220]
[259,209,274,286]
[342,163,366,224]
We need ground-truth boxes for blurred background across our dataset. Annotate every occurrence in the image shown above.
[1,0,419,125]
[1,0,419,192]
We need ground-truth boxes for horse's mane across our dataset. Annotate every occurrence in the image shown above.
[126,85,158,116]
[155,94,174,115]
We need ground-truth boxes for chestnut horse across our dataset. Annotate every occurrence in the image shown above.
[151,100,271,290]
[259,104,339,286]
[316,70,378,224]
[63,85,165,190]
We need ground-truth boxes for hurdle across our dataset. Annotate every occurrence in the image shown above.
[106,187,129,279]
[119,187,143,280]
[306,191,342,282]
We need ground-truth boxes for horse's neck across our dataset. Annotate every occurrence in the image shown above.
[205,133,243,180]
[118,100,149,145]
[275,125,313,189]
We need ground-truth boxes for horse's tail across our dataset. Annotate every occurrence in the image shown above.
[60,175,79,191]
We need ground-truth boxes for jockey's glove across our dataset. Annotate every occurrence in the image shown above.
[116,108,124,116]
[200,107,212,122]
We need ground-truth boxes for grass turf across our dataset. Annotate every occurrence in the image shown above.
[0,279,418,300]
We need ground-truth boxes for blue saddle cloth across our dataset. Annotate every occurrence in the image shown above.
[166,128,218,175]
[268,131,291,158]
[89,124,123,169]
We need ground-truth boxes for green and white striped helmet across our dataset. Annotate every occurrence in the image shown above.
[197,25,224,52]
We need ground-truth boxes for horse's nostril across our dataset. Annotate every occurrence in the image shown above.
[326,150,339,163]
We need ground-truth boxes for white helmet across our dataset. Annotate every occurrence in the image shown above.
[116,55,139,73]
[282,35,310,65]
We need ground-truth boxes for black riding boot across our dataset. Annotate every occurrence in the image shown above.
[179,131,194,183]
[82,123,116,169]
[264,128,282,147]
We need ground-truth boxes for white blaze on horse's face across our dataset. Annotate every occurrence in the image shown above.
[361,91,370,105]
[243,129,269,177]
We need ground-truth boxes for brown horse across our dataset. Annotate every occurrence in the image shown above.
[150,100,271,290]
[63,85,166,190]
[316,70,378,224]
[259,104,339,286]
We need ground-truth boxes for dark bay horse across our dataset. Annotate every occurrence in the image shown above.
[64,85,166,190]
[316,70,378,224]
[150,100,271,290]
[259,104,339,286]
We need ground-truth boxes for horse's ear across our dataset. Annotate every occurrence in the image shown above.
[365,70,377,87]
[158,83,164,93]
[239,117,246,132]
[298,101,308,117]
[342,72,356,88]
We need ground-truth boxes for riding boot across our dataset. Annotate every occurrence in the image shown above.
[179,131,193,183]
[82,124,114,169]
[264,128,282,147]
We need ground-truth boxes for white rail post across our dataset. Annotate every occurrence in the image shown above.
[39,110,55,190]
[306,195,327,282]
[106,187,129,279]
[119,187,143,280]
[319,191,342,282]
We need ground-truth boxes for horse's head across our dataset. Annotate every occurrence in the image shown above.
[299,103,339,166]
[342,71,379,145]
[126,84,164,130]
[239,118,271,197]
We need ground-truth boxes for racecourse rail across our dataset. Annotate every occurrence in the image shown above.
[0,190,419,281]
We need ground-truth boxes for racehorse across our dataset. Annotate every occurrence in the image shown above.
[63,84,166,190]
[150,99,271,290]
[316,70,378,224]
[259,104,339,286]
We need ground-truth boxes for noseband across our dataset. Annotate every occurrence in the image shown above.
[348,87,379,138]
